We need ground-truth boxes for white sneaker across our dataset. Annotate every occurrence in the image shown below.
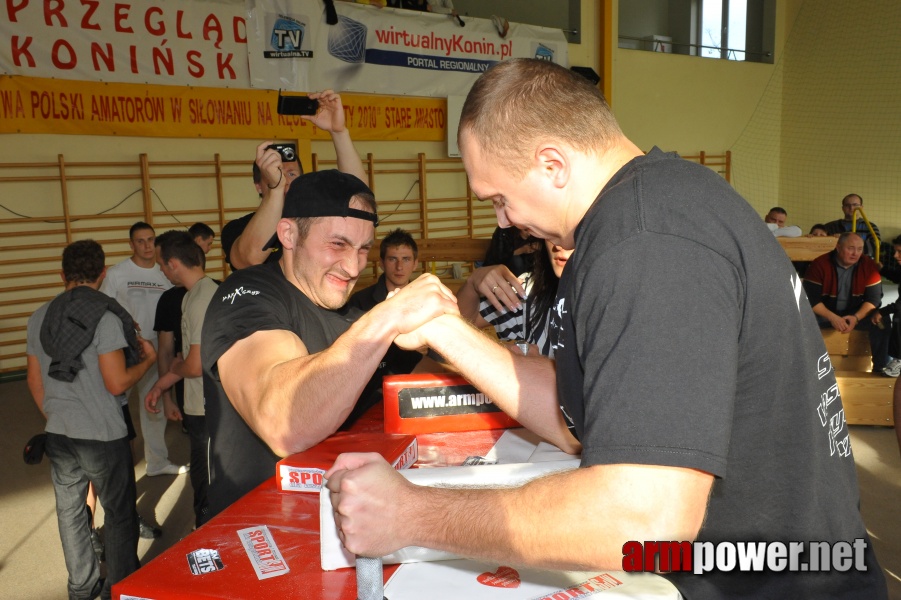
[882,358,901,377]
[146,462,189,477]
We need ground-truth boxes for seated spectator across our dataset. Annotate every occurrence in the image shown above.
[803,232,891,372]
[459,240,572,358]
[201,169,457,516]
[809,223,829,237]
[763,206,801,237]
[823,193,881,258]
[483,225,542,276]
[875,236,901,377]
[347,228,417,311]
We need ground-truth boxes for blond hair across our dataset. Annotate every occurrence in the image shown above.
[458,59,623,176]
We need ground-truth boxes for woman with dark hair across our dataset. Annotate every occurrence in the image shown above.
[458,240,572,357]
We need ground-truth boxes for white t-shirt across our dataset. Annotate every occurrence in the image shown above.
[100,257,171,341]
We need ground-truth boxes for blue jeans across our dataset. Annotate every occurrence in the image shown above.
[45,433,140,600]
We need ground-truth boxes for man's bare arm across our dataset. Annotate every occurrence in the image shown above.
[98,338,157,396]
[328,453,713,569]
[397,314,577,452]
[229,142,287,269]
[218,275,459,457]
[305,90,367,182]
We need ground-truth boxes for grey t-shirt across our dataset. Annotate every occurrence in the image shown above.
[27,302,129,441]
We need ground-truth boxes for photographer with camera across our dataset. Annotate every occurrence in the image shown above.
[221,89,367,270]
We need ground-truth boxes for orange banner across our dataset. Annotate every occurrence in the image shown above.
[0,75,446,141]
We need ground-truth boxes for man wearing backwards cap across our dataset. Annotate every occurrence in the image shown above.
[201,167,458,516]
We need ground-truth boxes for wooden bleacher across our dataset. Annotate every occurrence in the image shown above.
[778,235,894,425]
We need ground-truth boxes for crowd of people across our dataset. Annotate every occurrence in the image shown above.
[761,199,901,378]
[26,63,892,600]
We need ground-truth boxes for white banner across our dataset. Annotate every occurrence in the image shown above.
[246,0,568,97]
[0,0,249,88]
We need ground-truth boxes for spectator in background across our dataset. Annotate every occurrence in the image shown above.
[763,206,801,237]
[188,222,215,255]
[803,232,891,373]
[346,228,424,374]
[27,240,157,600]
[100,223,185,479]
[483,225,542,277]
[347,228,418,311]
[873,235,901,378]
[220,90,366,270]
[809,223,829,237]
[459,240,573,358]
[146,231,219,528]
[823,193,881,258]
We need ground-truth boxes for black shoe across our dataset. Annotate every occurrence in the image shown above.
[138,516,162,539]
[90,528,105,562]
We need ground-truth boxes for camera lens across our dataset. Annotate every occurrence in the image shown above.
[282,147,296,162]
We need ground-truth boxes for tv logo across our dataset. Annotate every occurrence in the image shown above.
[265,16,313,58]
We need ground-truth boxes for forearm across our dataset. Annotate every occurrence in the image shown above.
[331,129,366,182]
[811,302,836,320]
[421,315,578,452]
[154,370,183,392]
[399,464,709,570]
[119,355,157,393]
[26,356,46,417]
[231,187,285,269]
[243,314,398,456]
[456,277,488,327]
[853,302,877,320]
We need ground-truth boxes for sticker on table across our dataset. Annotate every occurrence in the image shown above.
[187,548,225,575]
[237,526,290,580]
[384,559,681,599]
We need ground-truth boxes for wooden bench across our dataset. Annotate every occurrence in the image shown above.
[777,236,837,261]
[821,329,894,425]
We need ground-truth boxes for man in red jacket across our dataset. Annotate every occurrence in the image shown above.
[803,231,891,372]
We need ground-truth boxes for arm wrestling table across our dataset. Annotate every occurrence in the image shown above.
[112,405,680,600]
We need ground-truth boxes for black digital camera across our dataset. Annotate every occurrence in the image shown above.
[276,90,319,116]
[268,143,297,163]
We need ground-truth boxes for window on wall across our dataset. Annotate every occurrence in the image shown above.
[700,0,746,60]
[619,0,774,64]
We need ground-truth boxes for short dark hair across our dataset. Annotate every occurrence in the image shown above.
[892,234,901,246]
[809,223,827,234]
[380,228,418,260]
[842,193,863,205]
[129,221,154,240]
[189,222,215,240]
[62,239,105,284]
[156,230,204,269]
[768,207,787,216]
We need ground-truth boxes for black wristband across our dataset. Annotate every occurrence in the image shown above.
[266,168,283,190]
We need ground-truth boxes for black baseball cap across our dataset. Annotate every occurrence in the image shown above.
[262,169,378,250]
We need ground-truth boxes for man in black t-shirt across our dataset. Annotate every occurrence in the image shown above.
[325,59,887,599]
[201,169,458,516]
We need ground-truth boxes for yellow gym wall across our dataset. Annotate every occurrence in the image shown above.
[1,0,897,240]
